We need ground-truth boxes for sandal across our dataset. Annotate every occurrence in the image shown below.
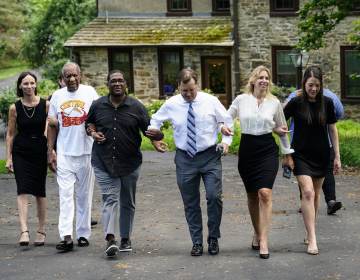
[19,230,30,246]
[34,231,46,246]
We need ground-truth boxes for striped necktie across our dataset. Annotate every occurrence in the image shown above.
[186,102,197,158]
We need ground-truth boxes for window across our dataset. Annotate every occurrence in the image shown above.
[108,49,134,93]
[271,46,298,88]
[270,0,299,17]
[167,0,192,16]
[158,48,183,98]
[212,0,230,16]
[350,3,360,15]
[341,46,360,100]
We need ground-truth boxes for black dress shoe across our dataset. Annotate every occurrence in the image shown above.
[208,237,219,255]
[77,237,89,247]
[259,253,270,259]
[56,240,74,252]
[191,244,203,256]
[327,200,342,215]
[91,219,98,226]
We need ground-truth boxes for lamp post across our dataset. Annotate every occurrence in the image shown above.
[289,50,310,89]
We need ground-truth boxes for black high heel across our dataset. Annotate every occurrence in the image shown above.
[19,230,30,246]
[251,236,260,250]
[259,253,270,259]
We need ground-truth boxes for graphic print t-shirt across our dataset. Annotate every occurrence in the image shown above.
[48,84,99,156]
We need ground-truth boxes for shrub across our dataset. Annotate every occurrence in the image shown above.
[0,88,17,123]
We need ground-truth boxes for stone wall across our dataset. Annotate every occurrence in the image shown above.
[78,47,108,88]
[237,0,358,97]
[132,47,159,103]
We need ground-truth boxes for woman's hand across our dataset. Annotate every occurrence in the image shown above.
[221,125,233,136]
[5,158,14,173]
[273,125,291,137]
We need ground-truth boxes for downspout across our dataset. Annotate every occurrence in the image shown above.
[232,0,241,98]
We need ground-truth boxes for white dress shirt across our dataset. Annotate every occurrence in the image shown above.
[228,93,293,154]
[149,91,233,152]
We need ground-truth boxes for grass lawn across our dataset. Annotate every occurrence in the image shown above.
[0,60,31,80]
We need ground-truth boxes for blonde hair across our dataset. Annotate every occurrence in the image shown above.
[245,65,274,98]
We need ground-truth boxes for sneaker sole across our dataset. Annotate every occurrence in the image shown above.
[119,247,132,252]
[105,245,119,257]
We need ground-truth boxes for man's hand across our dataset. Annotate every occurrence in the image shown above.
[273,125,291,137]
[216,143,229,156]
[282,154,294,170]
[145,128,164,141]
[152,140,168,153]
[221,125,233,136]
[91,131,106,144]
[48,149,57,173]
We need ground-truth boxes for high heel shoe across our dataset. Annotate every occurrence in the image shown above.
[259,253,270,259]
[34,231,46,246]
[19,230,30,246]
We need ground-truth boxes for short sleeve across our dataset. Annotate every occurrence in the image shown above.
[283,97,296,120]
[326,98,337,124]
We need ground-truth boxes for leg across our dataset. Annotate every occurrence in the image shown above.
[322,148,335,204]
[93,166,120,239]
[74,155,93,240]
[57,159,76,240]
[247,192,260,247]
[297,175,320,254]
[257,188,272,256]
[17,194,30,244]
[313,177,325,219]
[119,167,140,239]
[201,158,222,240]
[34,196,47,245]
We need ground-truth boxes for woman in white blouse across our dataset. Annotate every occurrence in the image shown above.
[226,66,293,259]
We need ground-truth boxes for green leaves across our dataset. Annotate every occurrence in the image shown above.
[21,0,96,80]
[297,0,354,51]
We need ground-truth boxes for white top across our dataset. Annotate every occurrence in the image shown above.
[228,93,293,154]
[149,91,233,152]
[48,84,99,156]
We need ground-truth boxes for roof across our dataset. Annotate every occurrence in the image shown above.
[64,17,233,47]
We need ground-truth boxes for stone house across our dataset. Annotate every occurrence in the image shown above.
[65,0,360,106]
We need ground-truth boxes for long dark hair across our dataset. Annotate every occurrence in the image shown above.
[16,71,38,97]
[300,66,326,125]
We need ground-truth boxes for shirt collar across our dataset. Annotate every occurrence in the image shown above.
[102,94,131,107]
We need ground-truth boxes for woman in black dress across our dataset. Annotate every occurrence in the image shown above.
[6,72,49,246]
[283,66,341,255]
[226,66,293,259]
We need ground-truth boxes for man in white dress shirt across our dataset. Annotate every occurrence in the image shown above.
[146,68,232,256]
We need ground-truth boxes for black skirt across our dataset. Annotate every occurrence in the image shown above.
[238,133,279,193]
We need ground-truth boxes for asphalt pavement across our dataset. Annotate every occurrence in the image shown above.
[0,151,359,280]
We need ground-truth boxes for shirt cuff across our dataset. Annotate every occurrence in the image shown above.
[281,147,294,155]
[221,135,232,146]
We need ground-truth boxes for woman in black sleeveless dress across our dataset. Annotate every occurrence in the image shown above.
[283,66,341,255]
[6,72,49,246]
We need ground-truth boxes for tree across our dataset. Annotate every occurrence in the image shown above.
[297,0,359,51]
[22,0,96,79]
[0,1,26,65]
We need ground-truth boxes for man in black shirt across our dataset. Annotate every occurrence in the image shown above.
[86,70,163,257]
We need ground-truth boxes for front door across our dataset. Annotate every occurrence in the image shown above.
[201,56,231,108]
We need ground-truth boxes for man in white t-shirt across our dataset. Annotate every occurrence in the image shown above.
[47,62,99,252]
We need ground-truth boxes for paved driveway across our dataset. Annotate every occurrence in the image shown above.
[0,151,359,280]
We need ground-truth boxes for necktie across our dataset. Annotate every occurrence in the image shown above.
[186,102,197,158]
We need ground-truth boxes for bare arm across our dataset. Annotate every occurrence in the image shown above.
[47,121,58,173]
[328,123,341,174]
[6,104,17,172]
